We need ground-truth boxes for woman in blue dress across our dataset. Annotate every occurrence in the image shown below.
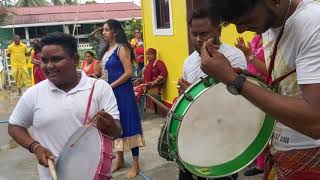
[101,19,145,178]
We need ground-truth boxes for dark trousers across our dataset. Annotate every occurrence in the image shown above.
[179,169,238,180]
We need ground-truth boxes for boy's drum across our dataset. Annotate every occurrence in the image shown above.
[56,126,113,180]
[165,75,275,178]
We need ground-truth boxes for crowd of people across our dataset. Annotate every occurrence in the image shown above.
[4,0,320,179]
[1,36,46,93]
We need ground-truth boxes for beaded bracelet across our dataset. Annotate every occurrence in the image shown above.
[28,141,39,153]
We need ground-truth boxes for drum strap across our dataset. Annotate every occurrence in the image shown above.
[83,80,98,125]
[266,25,296,89]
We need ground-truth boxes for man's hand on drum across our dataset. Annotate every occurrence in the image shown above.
[177,78,191,95]
[200,38,238,84]
[95,110,122,139]
[33,145,55,167]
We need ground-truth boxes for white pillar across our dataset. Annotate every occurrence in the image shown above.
[24,27,30,46]
[63,24,70,34]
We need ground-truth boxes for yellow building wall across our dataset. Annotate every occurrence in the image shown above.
[221,24,255,46]
[142,0,189,103]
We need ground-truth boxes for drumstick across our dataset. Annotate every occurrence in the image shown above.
[48,159,58,180]
[145,94,170,113]
[70,124,92,148]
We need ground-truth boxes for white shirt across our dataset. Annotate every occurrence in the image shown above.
[263,0,320,151]
[9,71,119,180]
[183,44,247,84]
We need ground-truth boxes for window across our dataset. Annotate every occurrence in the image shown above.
[151,0,173,36]
[14,28,26,39]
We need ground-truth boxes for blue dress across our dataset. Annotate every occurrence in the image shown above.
[103,45,145,152]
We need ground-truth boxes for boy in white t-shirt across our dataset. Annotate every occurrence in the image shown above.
[8,32,122,180]
[204,0,320,179]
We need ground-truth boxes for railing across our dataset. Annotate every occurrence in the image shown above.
[1,49,15,88]
[78,43,93,50]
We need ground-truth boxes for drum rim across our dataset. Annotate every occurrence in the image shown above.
[169,75,275,178]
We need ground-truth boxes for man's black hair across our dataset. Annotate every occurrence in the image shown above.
[208,0,261,26]
[85,50,95,58]
[40,32,78,58]
[188,8,210,26]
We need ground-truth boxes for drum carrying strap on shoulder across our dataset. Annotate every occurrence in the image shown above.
[266,26,296,89]
[83,80,98,125]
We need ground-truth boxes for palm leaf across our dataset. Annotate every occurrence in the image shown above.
[16,0,49,7]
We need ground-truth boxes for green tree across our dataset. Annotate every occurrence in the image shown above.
[121,18,143,41]
[1,0,14,7]
[15,0,49,7]
[15,0,78,7]
[65,0,78,5]
[85,0,96,4]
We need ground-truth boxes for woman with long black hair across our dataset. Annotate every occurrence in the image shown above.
[101,19,145,178]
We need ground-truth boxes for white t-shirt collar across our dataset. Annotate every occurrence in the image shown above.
[47,70,91,94]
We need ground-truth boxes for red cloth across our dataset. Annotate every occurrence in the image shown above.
[256,148,268,169]
[142,59,168,95]
[143,59,168,85]
[146,48,157,55]
[81,59,98,76]
[134,59,167,105]
[264,147,320,180]
[33,65,46,84]
[32,52,46,84]
[134,84,147,103]
[135,47,144,63]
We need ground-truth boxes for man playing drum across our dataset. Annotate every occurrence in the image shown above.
[177,8,247,180]
[8,32,122,180]
[202,0,320,179]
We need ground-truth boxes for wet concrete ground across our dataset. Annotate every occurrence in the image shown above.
[0,90,262,180]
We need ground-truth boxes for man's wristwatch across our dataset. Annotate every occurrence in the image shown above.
[226,75,246,95]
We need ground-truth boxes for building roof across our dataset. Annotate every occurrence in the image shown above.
[1,2,141,28]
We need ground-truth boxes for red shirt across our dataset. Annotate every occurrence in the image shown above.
[135,47,144,63]
[81,59,98,76]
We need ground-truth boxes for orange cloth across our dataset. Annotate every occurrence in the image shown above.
[81,59,98,76]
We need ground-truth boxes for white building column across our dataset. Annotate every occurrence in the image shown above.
[24,27,30,46]
[63,24,70,34]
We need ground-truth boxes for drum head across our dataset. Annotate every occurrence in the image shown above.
[56,126,101,180]
[171,76,274,178]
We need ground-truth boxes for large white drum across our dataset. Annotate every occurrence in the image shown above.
[165,75,275,178]
[56,126,113,180]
